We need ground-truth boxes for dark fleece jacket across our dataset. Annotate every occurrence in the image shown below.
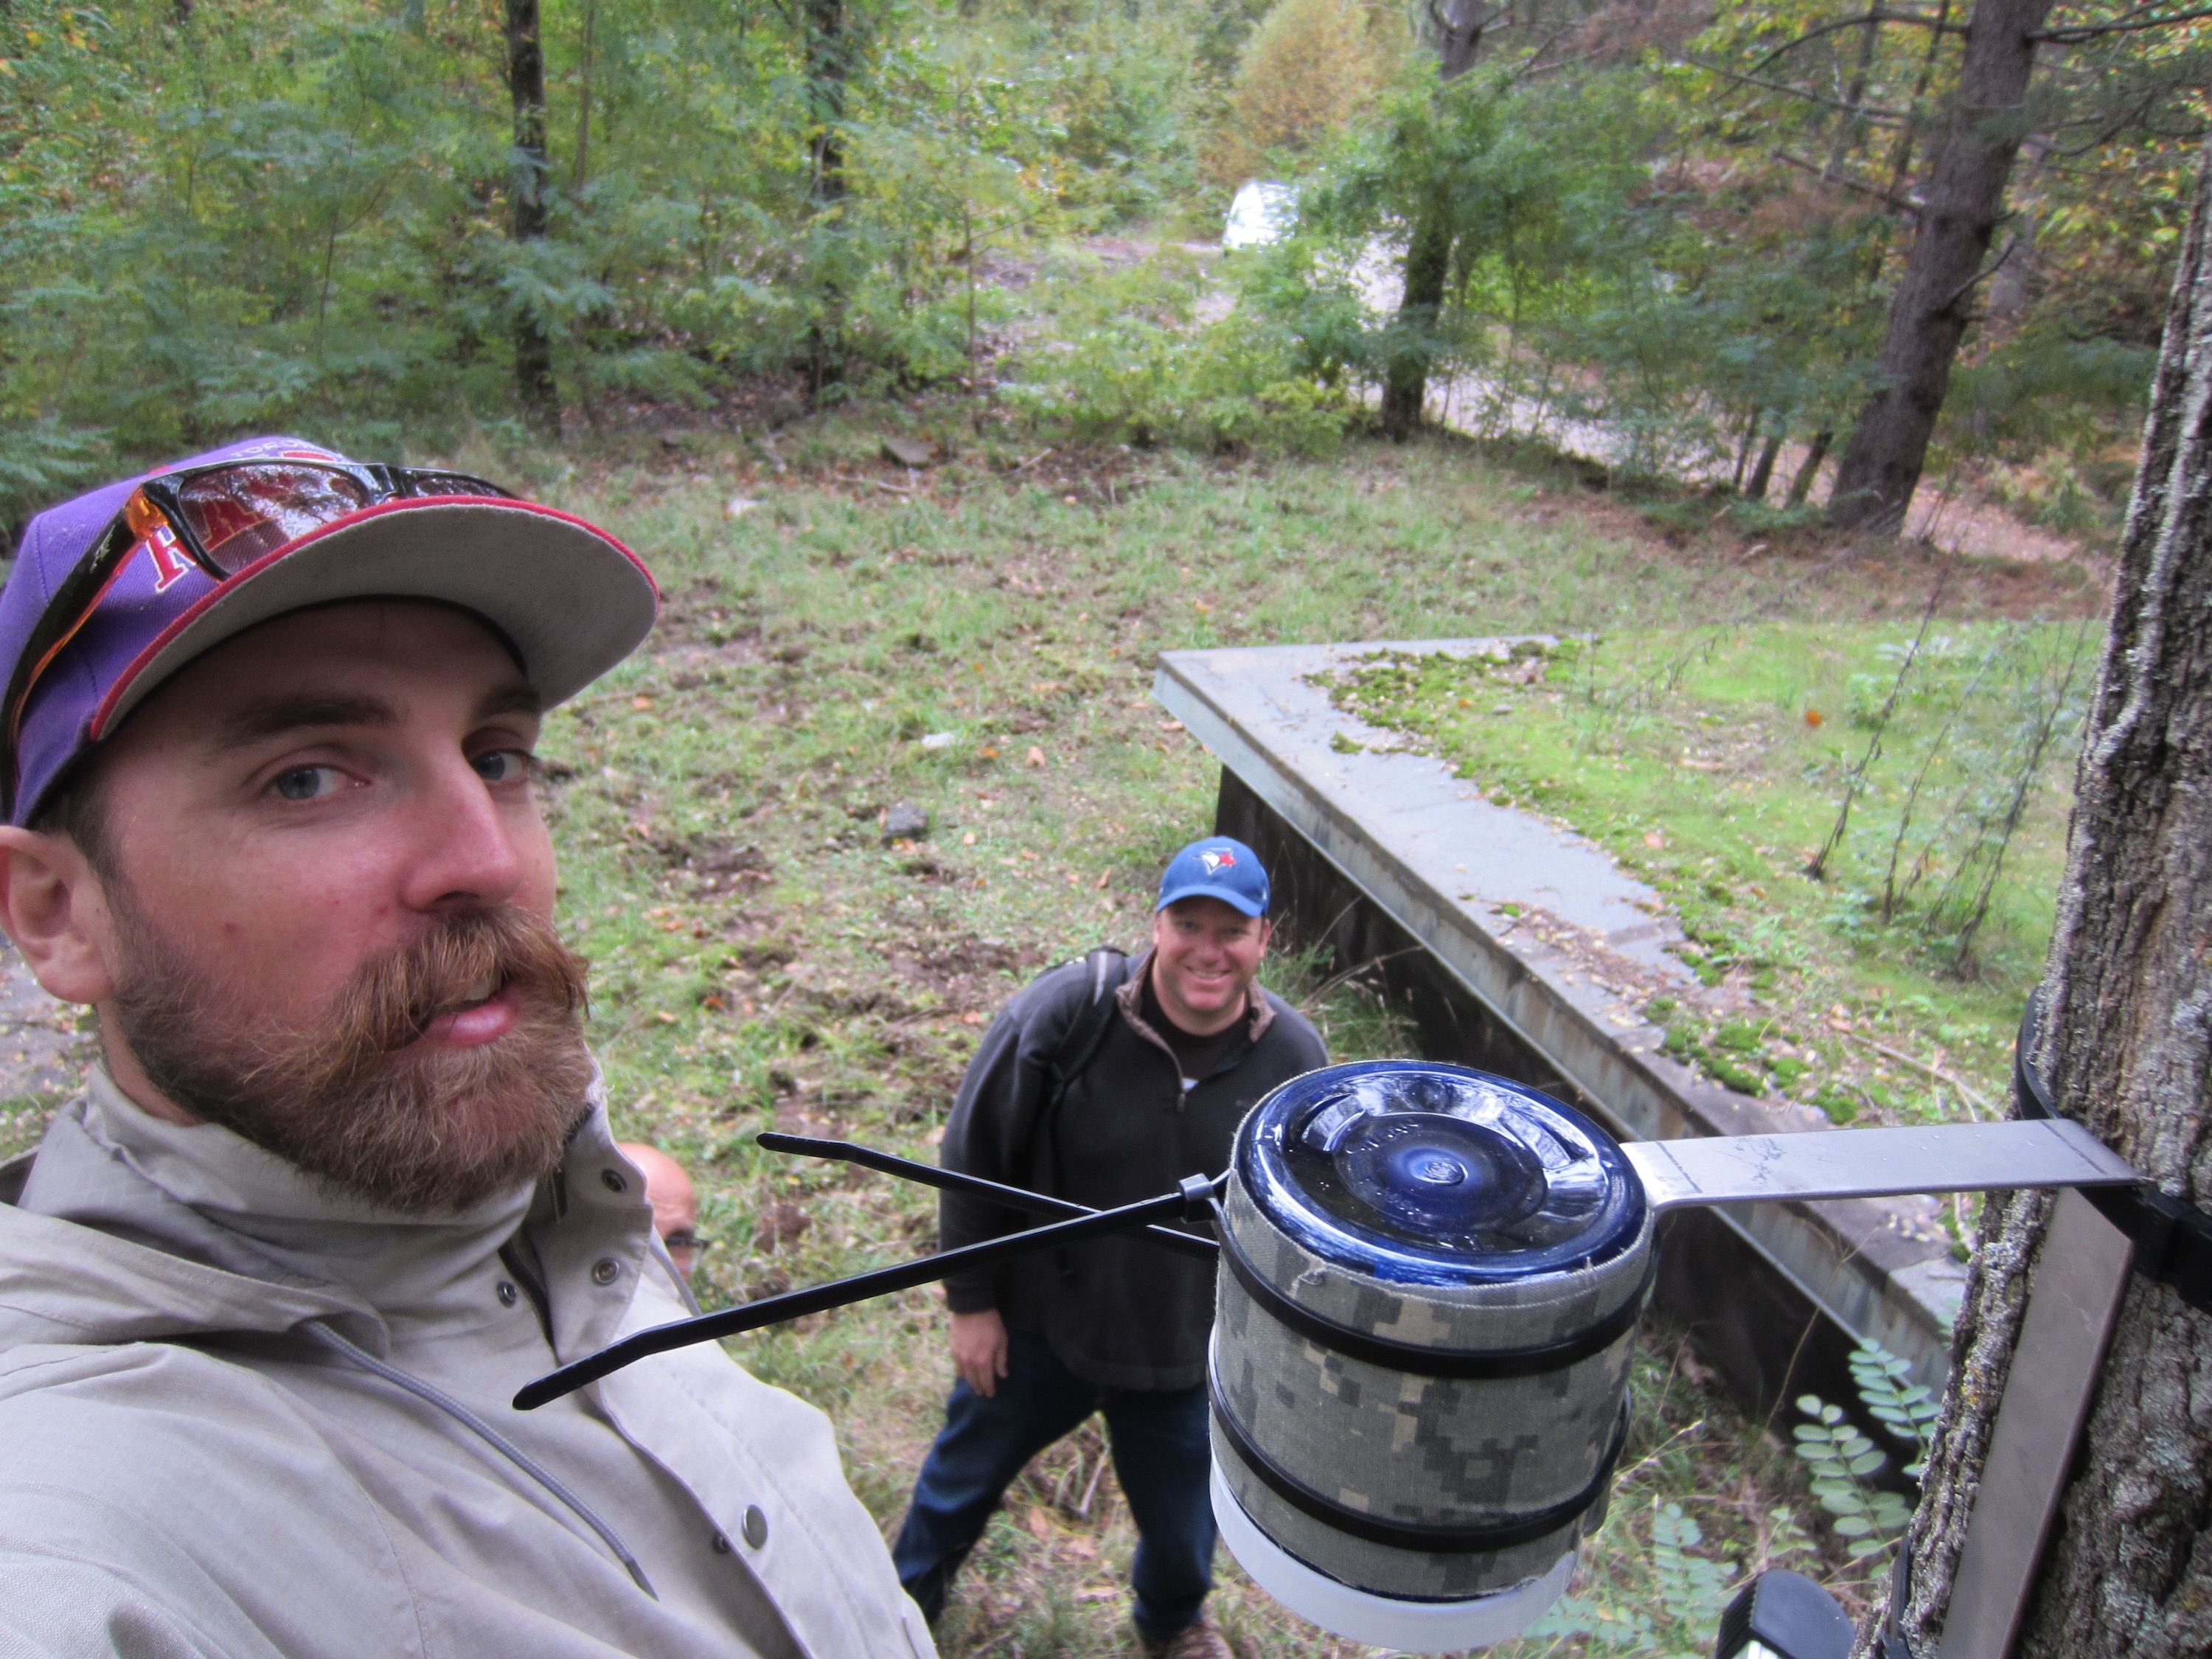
[937,948,1326,1391]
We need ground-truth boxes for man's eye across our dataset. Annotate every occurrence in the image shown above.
[270,765,340,802]
[473,749,535,785]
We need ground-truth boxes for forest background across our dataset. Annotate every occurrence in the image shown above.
[1,0,2204,538]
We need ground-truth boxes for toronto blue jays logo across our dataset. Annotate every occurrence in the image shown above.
[1199,849,1237,874]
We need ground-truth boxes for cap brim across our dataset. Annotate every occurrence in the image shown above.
[91,498,658,740]
[1154,882,1267,917]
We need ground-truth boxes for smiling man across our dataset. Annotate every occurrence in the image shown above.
[893,838,1325,1659]
[0,439,932,1658]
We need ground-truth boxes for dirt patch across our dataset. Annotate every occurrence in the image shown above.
[882,933,1045,1014]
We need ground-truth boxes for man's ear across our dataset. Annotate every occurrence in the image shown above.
[1255,917,1273,951]
[0,827,116,1005]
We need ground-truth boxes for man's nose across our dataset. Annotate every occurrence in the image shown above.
[399,755,526,911]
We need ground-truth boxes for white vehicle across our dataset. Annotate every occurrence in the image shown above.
[1223,179,1297,251]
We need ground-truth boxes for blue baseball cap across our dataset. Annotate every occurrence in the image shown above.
[1155,836,1270,918]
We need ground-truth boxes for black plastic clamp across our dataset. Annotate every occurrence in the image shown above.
[2015,987,2212,1314]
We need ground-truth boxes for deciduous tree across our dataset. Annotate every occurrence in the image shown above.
[1880,136,2212,1657]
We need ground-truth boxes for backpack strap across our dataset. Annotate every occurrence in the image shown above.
[1043,946,1131,1107]
[1033,947,1133,1280]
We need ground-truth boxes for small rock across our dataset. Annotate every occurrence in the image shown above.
[919,731,956,750]
[883,801,930,842]
[725,496,760,518]
[660,432,689,450]
[880,435,936,468]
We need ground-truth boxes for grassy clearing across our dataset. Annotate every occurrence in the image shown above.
[0,411,2101,1651]
[1330,619,2092,1170]
[508,422,2100,1653]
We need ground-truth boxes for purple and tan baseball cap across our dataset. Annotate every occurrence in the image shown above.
[0,434,658,825]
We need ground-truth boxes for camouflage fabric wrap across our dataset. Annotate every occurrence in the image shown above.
[1211,1169,1652,1598]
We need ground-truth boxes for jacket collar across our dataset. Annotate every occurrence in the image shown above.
[1,1062,640,1356]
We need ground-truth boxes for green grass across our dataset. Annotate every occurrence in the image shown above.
[4,415,2096,1652]
[1331,619,2094,1155]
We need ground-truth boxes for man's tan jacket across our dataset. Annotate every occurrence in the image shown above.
[0,1068,933,1658]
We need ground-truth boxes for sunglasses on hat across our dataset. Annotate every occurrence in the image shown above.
[1,456,512,815]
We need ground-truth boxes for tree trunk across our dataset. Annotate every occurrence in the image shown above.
[803,0,849,402]
[504,0,559,437]
[1380,0,1486,441]
[1828,0,2054,532]
[1787,428,1832,505]
[1381,207,1455,440]
[1882,138,2212,1658]
[1747,426,1785,500]
[572,0,597,192]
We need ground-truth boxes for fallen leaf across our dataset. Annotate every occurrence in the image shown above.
[1095,870,1110,889]
[1804,709,1825,727]
[1024,1508,1052,1541]
[1025,745,1046,767]
[1157,720,1184,732]
[961,1011,983,1026]
[655,1011,678,1025]
[1643,832,1666,849]
[961,831,978,845]
[1192,599,1214,613]
[631,695,654,711]
[979,745,1001,759]
[1065,1537,1098,1559]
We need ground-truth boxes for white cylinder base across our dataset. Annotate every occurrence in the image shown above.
[1210,1461,1575,1654]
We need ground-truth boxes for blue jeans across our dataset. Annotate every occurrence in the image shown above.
[892,1328,1215,1640]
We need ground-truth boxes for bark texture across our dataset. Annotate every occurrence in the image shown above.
[1828,0,2053,532]
[1882,139,2212,1658]
[504,0,557,437]
[1380,0,1486,441]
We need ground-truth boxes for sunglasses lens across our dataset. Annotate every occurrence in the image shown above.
[172,465,371,574]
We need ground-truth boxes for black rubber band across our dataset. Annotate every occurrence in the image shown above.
[1217,1220,1655,1380]
[1208,1368,1630,1553]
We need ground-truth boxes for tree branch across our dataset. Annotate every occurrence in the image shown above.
[1682,55,1913,120]
[2034,4,2212,38]
[1748,7,1971,76]
[1769,147,1926,211]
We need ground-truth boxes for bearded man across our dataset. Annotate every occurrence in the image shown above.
[0,439,932,1658]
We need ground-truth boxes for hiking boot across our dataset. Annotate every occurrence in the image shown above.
[1139,1618,1237,1659]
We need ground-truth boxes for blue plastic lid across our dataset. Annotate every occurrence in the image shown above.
[1235,1061,1646,1285]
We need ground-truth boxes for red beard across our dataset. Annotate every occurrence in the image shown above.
[110,899,595,1214]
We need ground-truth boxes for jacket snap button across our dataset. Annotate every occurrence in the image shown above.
[741,1505,769,1548]
[712,1531,731,1554]
[602,1169,627,1193]
[495,1281,519,1307]
[591,1259,621,1286]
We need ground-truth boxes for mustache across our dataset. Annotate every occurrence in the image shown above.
[232,905,592,1097]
